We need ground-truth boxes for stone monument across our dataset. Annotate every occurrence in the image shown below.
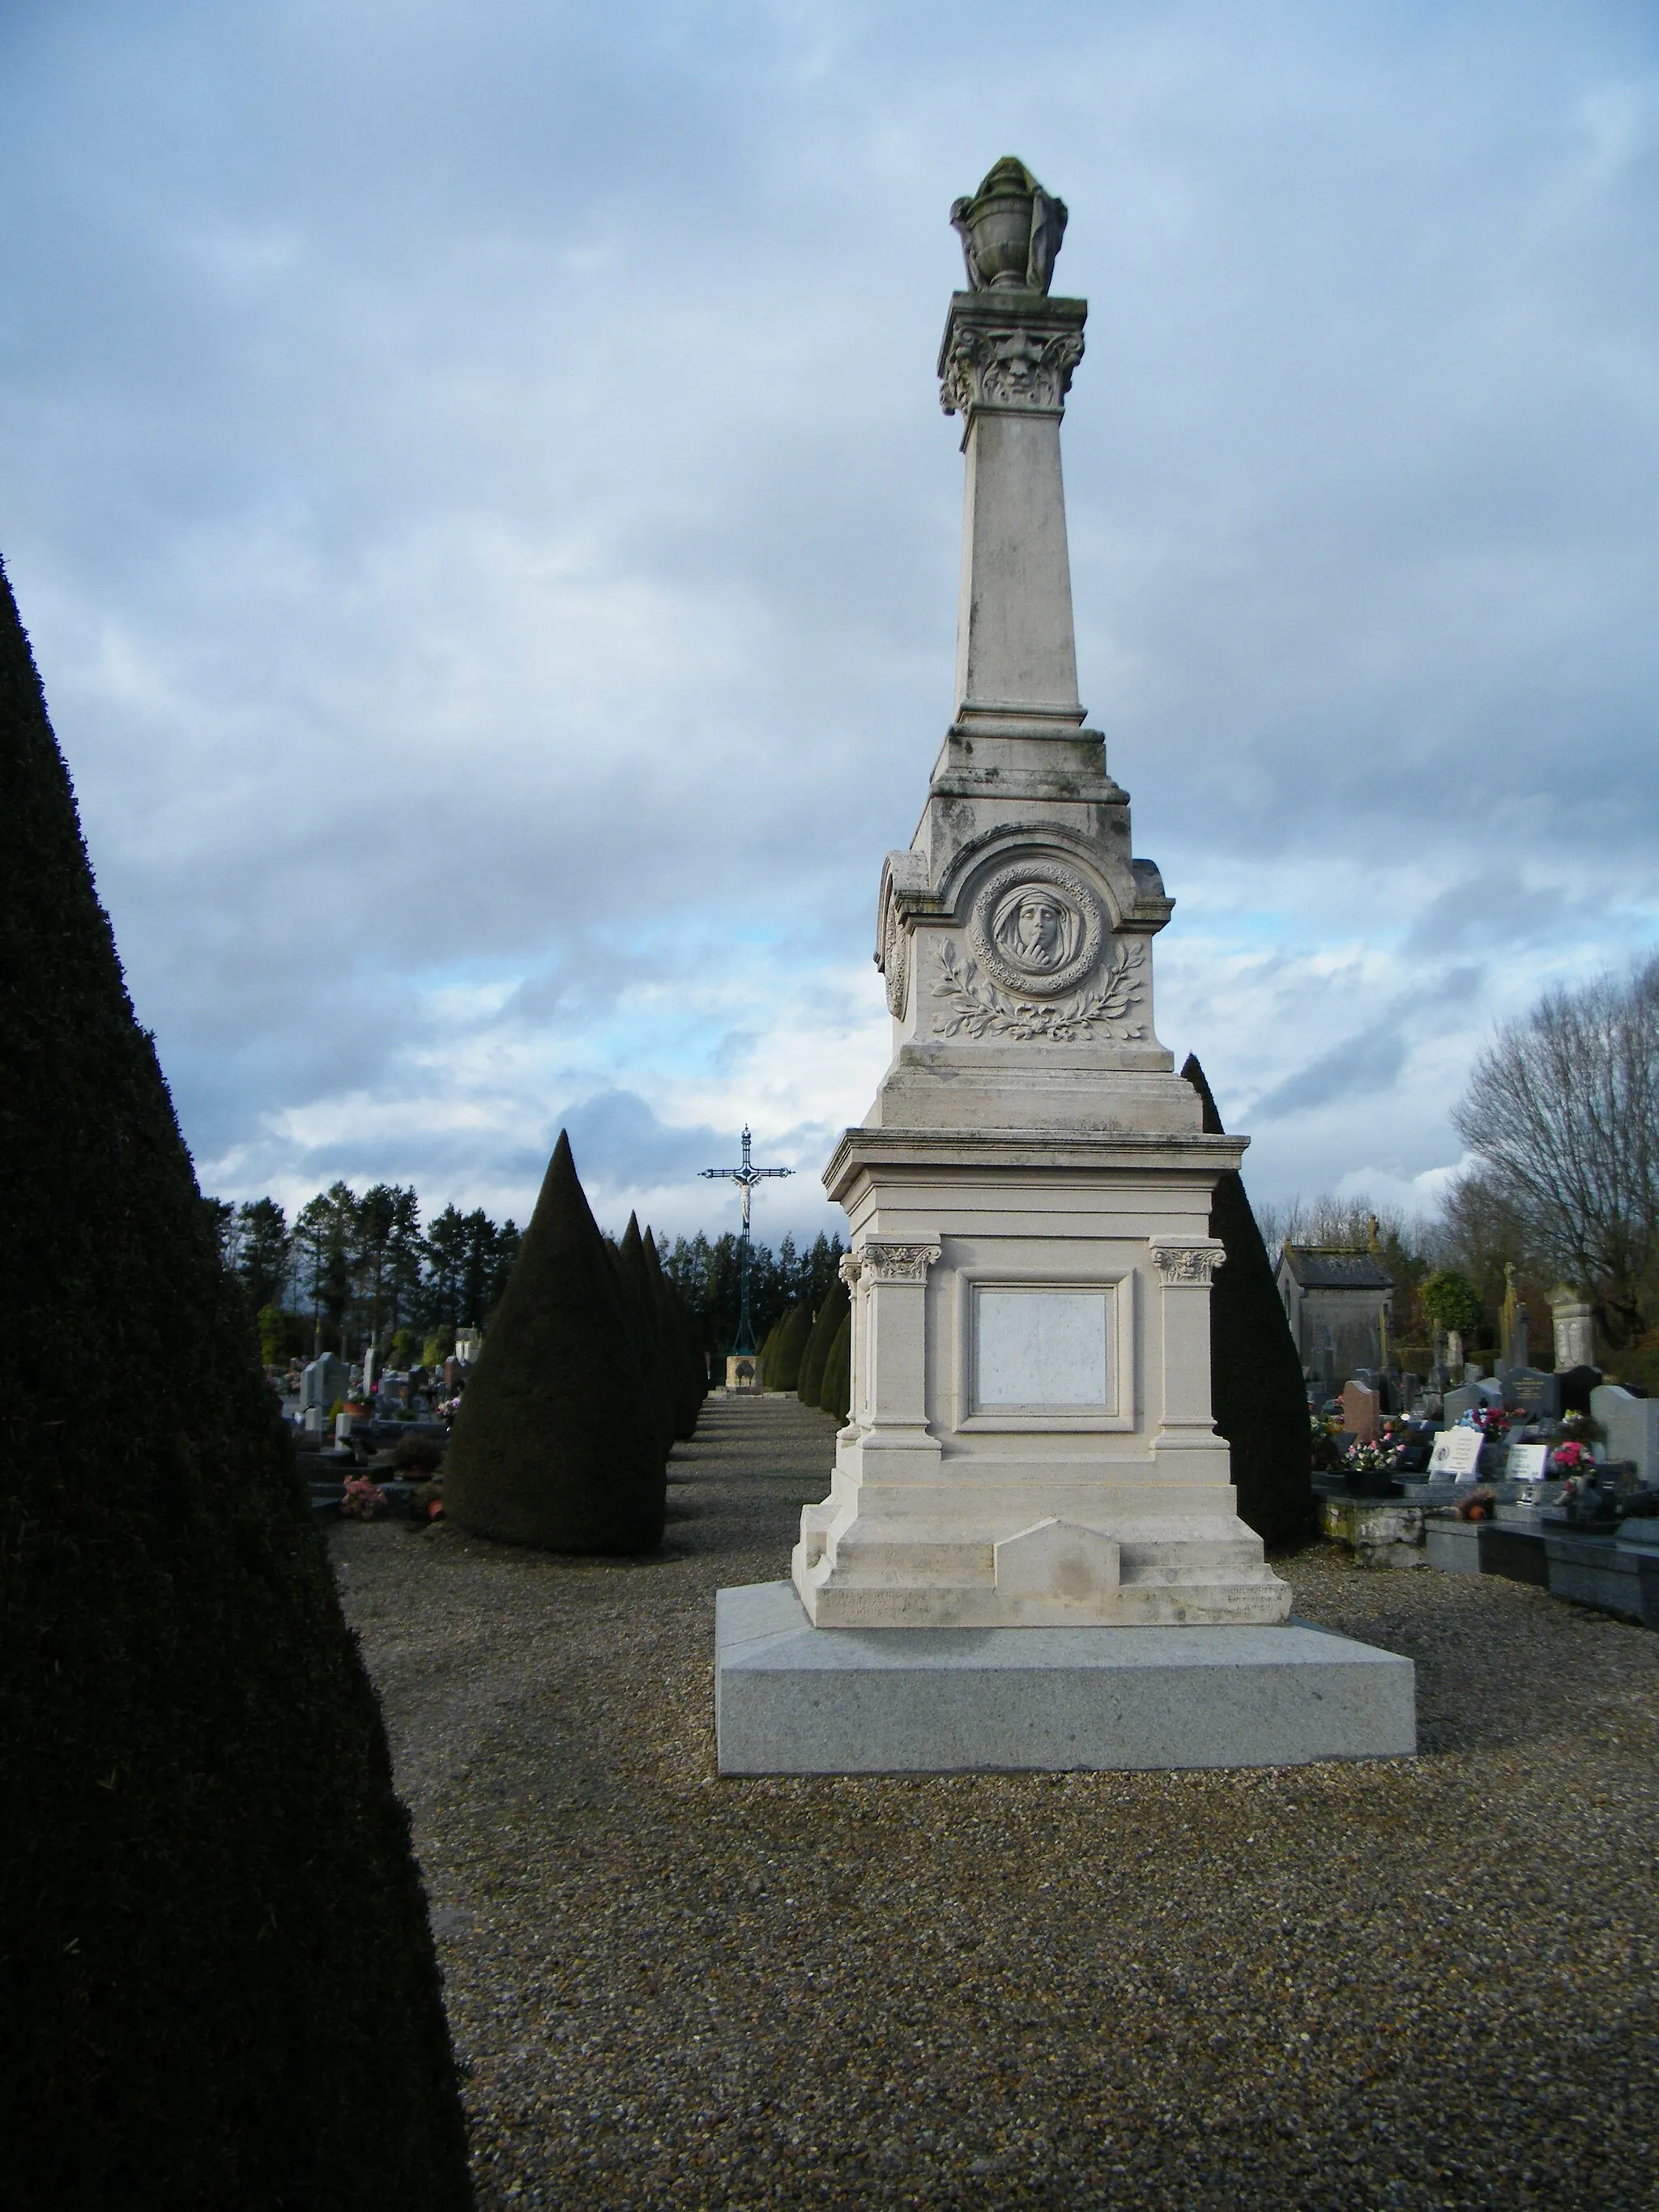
[1549,1286,1596,1371]
[715,160,1414,1772]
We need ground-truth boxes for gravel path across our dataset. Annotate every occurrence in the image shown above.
[333,1392,1659,2210]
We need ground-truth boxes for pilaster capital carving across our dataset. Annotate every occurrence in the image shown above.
[856,1239,942,1284]
[1149,1238,1226,1287]
[938,294,1087,427]
[838,1254,862,1287]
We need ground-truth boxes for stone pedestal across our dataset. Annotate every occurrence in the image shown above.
[717,1583,1414,1773]
[1550,1289,1596,1371]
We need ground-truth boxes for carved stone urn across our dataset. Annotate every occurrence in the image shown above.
[949,155,1068,295]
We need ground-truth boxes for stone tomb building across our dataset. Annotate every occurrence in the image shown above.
[1276,1246,1394,1394]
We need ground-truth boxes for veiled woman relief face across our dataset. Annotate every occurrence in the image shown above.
[1013,893,1066,967]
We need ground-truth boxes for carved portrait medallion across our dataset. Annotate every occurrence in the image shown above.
[967,860,1105,999]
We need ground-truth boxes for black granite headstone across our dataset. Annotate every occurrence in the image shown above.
[1558,1363,1603,1416]
[1502,1366,1562,1421]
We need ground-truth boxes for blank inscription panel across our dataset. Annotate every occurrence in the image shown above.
[975,1288,1110,1409]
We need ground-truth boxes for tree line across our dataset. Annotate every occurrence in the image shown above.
[1253,957,1659,1388]
[213,1178,847,1369]
[210,1183,522,1366]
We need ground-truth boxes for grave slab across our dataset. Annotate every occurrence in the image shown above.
[715,1581,1416,1774]
[1426,1518,1482,1575]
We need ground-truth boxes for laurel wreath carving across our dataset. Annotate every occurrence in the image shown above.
[932,937,1145,1042]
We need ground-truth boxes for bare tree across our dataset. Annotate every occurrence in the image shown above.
[1451,958,1659,1347]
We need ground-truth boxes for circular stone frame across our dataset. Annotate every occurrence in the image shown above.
[967,860,1107,999]
[882,901,910,1018]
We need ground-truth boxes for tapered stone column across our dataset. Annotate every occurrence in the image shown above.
[942,290,1088,735]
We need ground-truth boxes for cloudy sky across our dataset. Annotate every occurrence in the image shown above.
[4,0,1656,1242]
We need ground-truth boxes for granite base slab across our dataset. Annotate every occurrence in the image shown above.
[714,1582,1416,1775]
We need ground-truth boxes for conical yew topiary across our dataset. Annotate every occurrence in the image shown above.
[797,1274,850,1407]
[765,1301,812,1392]
[444,1138,666,1552]
[619,1213,679,1458]
[0,559,472,2207]
[818,1308,852,1421]
[1182,1055,1314,1549]
[641,1222,702,1438]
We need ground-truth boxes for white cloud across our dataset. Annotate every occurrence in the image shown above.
[2,0,1655,1234]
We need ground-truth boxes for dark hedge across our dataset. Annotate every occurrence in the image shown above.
[617,1213,678,1462]
[1182,1055,1315,1550]
[817,1310,852,1422]
[765,1301,812,1392]
[443,1137,666,1553]
[0,559,473,2208]
[639,1221,703,1440]
[797,1276,850,1409]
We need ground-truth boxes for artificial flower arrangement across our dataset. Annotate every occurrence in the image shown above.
[1550,1437,1596,1476]
[339,1474,389,1520]
[1344,1438,1401,1474]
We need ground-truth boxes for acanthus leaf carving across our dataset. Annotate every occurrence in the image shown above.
[1149,1242,1226,1287]
[858,1241,941,1283]
[932,936,1147,1044]
[940,324,1085,420]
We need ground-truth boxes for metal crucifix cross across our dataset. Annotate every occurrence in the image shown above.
[700,1127,792,1354]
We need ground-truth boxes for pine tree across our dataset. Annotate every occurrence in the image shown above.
[1182,1055,1313,1549]
[443,1137,665,1553]
[797,1273,850,1407]
[0,558,472,2206]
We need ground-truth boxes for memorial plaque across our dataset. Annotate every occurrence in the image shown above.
[976,1289,1108,1409]
[1507,1441,1550,1481]
[1430,1429,1485,1481]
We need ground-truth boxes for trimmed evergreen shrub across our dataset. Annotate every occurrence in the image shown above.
[1181,1055,1314,1549]
[443,1139,666,1553]
[618,1214,678,1459]
[640,1221,703,1438]
[818,1309,852,1421]
[766,1300,813,1393]
[0,559,473,2208]
[797,1275,850,1407]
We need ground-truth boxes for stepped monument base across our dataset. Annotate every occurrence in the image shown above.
[715,1583,1416,1775]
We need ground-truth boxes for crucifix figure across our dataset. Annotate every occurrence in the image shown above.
[700,1126,792,1353]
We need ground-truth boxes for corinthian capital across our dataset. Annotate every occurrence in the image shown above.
[938,293,1087,425]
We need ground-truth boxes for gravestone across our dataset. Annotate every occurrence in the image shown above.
[1442,1383,1481,1428]
[1499,1264,1529,1371]
[454,1327,483,1366]
[1558,1363,1603,1416]
[1340,1379,1380,1443]
[301,1351,348,1412]
[1429,1429,1484,1481]
[1550,1289,1596,1370]
[1592,1385,1659,1488]
[1502,1366,1562,1422]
